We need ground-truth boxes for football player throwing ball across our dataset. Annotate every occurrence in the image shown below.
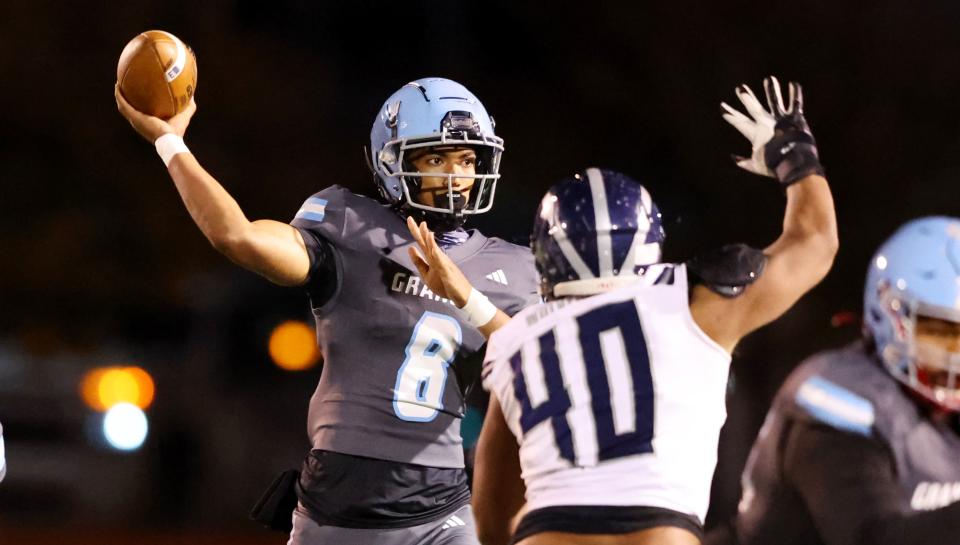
[116,77,540,545]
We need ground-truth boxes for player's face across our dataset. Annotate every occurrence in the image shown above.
[913,315,960,392]
[916,316,960,352]
[408,147,477,208]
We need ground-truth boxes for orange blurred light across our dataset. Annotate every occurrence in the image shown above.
[269,320,319,371]
[80,366,155,411]
[126,367,156,409]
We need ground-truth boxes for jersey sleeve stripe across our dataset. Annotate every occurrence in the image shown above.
[795,376,875,436]
[295,198,328,222]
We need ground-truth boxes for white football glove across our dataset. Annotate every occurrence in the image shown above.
[721,80,777,177]
[721,77,822,186]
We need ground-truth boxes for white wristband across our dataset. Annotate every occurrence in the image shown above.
[155,133,189,167]
[460,288,498,327]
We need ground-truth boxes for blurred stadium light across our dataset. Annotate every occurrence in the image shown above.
[102,403,149,451]
[80,366,155,411]
[268,320,319,371]
[0,345,154,521]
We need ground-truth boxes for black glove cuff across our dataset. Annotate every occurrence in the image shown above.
[772,142,825,187]
[764,113,824,187]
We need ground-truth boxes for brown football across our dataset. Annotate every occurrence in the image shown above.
[117,30,197,118]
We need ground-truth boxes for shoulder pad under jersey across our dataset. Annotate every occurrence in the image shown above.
[290,185,348,233]
[290,185,388,245]
[686,243,767,298]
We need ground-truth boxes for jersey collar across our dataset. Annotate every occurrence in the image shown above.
[383,229,489,273]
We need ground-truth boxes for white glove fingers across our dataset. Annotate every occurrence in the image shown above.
[721,102,757,137]
[790,82,804,114]
[736,84,771,123]
[764,76,787,116]
[722,111,756,140]
[720,101,740,116]
[735,159,761,175]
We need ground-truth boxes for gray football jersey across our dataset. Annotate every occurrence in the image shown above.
[290,186,540,468]
[736,342,960,542]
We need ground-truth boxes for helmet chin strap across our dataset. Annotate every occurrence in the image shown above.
[422,211,467,233]
[406,191,468,232]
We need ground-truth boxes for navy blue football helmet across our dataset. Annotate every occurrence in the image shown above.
[531,168,665,299]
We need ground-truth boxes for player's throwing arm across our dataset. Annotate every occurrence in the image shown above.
[114,35,311,288]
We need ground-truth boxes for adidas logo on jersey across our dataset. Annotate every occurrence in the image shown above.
[911,481,960,510]
[486,269,508,285]
[440,514,467,530]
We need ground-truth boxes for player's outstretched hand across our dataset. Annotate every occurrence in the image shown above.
[406,216,473,308]
[721,76,824,186]
[115,83,196,143]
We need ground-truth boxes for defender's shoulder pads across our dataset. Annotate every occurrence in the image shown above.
[687,243,767,298]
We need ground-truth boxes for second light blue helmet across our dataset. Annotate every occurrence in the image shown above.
[863,216,960,410]
[369,78,503,218]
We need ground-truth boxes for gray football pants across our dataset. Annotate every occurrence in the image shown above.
[288,503,479,545]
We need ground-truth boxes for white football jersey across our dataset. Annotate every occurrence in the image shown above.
[482,263,731,522]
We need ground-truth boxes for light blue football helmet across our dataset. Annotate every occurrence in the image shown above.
[863,216,960,410]
[369,78,503,220]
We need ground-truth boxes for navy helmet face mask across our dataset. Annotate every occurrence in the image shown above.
[531,168,666,300]
[369,79,503,231]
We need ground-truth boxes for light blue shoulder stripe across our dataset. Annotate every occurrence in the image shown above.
[294,197,328,222]
[795,376,875,436]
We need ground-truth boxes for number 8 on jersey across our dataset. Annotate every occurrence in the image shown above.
[393,312,463,422]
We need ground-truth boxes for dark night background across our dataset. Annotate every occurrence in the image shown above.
[2,1,960,543]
